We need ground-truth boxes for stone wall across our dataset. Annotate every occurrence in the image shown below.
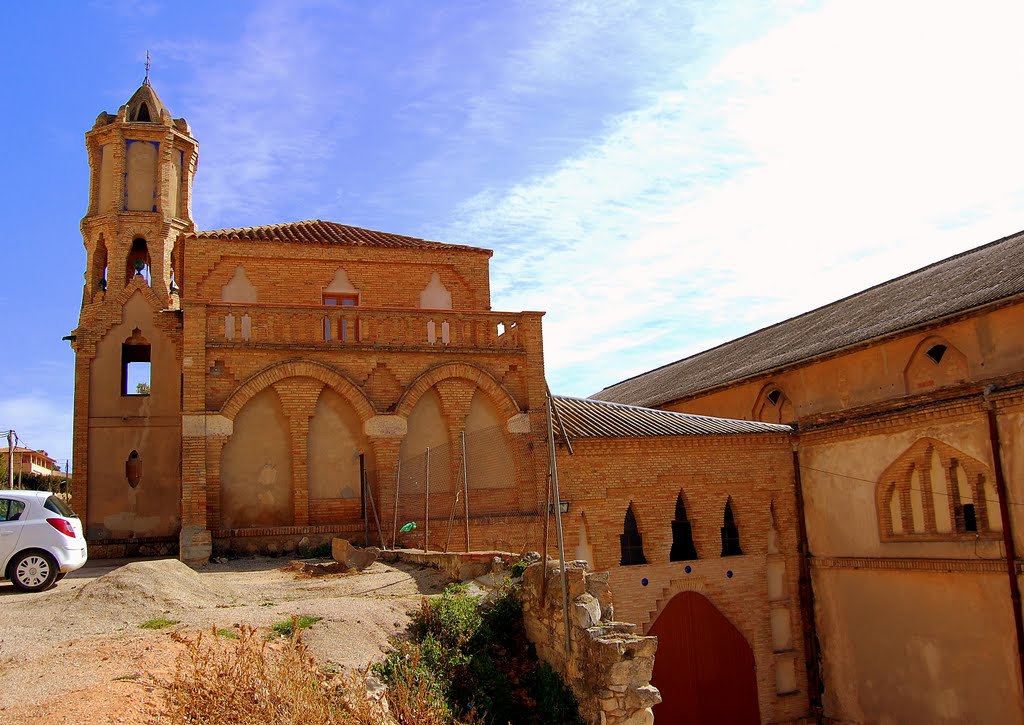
[520,560,660,725]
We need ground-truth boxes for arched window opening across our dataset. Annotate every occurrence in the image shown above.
[125,450,143,488]
[721,498,743,556]
[169,240,182,296]
[136,102,152,122]
[126,238,151,285]
[926,344,947,364]
[620,503,647,566]
[754,384,794,424]
[670,492,698,561]
[92,236,109,293]
[121,328,151,396]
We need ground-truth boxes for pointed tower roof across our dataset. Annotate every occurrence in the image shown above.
[124,81,168,123]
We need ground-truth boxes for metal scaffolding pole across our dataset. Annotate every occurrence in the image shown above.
[546,394,571,657]
[424,447,430,553]
[461,431,471,552]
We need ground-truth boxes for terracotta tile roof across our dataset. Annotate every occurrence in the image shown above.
[551,396,790,438]
[187,219,491,254]
[593,229,1024,408]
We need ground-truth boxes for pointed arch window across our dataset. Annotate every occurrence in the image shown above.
[876,438,1000,542]
[721,498,743,556]
[126,238,151,285]
[620,503,647,566]
[670,492,698,561]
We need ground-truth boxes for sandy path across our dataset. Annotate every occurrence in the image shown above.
[0,556,449,723]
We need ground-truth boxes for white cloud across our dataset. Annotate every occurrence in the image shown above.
[155,3,361,228]
[444,0,1024,397]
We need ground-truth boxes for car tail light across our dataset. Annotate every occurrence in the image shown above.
[47,518,77,538]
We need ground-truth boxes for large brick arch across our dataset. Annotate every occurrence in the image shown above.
[220,359,377,421]
[395,362,522,419]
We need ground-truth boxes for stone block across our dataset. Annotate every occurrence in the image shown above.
[179,526,212,566]
[614,707,654,725]
[332,538,380,571]
[625,685,661,710]
[572,593,602,628]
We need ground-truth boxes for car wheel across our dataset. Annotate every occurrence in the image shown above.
[10,551,58,592]
[54,573,67,582]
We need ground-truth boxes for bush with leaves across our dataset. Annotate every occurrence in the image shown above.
[375,583,583,725]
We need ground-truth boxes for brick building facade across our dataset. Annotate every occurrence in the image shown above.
[72,81,954,722]
[71,81,556,566]
[596,232,1024,723]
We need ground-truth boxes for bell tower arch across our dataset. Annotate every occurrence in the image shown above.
[71,76,197,553]
[80,78,198,307]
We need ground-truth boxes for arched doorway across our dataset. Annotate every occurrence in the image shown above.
[649,591,760,723]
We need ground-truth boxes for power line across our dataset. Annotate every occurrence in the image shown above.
[799,463,1023,509]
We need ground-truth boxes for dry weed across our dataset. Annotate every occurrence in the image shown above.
[157,621,388,724]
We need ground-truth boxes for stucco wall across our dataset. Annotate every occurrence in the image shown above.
[813,567,1023,725]
[800,413,995,558]
[85,290,182,540]
[219,387,293,529]
[665,302,1024,424]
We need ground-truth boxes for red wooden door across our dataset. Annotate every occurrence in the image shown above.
[649,591,760,724]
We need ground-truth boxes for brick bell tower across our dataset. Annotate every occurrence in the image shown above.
[70,74,198,555]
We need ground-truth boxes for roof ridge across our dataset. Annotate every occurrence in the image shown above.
[187,219,493,254]
[596,227,1024,395]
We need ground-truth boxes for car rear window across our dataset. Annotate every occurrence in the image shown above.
[0,499,26,522]
[44,495,77,518]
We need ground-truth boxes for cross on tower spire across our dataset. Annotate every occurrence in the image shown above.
[143,51,151,86]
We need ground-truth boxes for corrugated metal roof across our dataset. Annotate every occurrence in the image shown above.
[187,219,491,254]
[551,395,790,438]
[593,229,1024,408]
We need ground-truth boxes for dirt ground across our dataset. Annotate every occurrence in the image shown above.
[0,556,451,724]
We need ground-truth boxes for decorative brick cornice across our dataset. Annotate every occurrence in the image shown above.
[811,556,1021,574]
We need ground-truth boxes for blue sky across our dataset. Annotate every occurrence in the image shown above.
[3,0,1024,469]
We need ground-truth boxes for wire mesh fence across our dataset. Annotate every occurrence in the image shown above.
[390,423,536,552]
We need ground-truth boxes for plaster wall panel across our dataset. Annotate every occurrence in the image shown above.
[464,390,515,489]
[308,387,366,501]
[125,140,158,211]
[813,567,1023,725]
[88,292,181,419]
[219,387,292,529]
[800,417,992,558]
[86,423,181,539]
[402,388,448,462]
[98,144,115,212]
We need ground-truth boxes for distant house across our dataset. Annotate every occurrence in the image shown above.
[10,447,60,478]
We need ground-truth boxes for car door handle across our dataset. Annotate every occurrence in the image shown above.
[0,530,15,536]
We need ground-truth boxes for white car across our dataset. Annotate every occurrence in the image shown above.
[0,490,88,592]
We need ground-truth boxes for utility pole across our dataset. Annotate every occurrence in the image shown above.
[7,430,14,489]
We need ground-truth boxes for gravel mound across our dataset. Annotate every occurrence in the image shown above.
[72,559,240,613]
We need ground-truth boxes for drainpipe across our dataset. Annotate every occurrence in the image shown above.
[791,437,824,722]
[983,385,1024,701]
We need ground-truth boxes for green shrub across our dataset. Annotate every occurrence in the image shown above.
[528,663,585,725]
[510,559,529,578]
[139,617,178,630]
[270,615,321,638]
[378,581,581,724]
